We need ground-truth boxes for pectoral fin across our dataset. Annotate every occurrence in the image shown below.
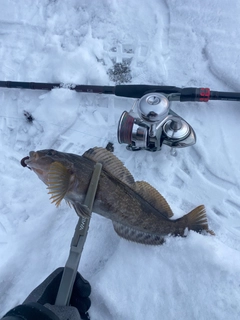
[47,161,71,207]
[112,221,164,245]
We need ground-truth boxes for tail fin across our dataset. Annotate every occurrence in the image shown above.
[187,205,215,235]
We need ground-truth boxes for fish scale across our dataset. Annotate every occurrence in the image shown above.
[22,147,214,245]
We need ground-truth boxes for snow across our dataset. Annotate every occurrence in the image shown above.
[0,0,240,319]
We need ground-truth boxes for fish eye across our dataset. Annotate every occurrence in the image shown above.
[47,150,56,156]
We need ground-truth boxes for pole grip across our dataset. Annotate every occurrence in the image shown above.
[115,84,182,98]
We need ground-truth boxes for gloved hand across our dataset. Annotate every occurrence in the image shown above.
[2,268,91,320]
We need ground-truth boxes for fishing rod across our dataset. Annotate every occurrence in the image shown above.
[2,80,240,153]
[1,80,240,101]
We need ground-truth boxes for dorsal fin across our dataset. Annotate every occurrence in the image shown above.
[83,147,135,185]
[134,181,173,218]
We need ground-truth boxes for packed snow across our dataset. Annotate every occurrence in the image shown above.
[0,0,240,319]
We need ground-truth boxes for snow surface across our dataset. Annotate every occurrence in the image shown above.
[0,0,240,319]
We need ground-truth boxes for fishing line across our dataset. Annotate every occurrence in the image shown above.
[0,114,106,140]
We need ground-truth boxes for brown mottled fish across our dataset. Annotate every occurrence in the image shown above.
[21,147,214,245]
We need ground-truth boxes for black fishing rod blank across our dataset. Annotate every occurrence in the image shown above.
[0,80,115,95]
[1,80,240,101]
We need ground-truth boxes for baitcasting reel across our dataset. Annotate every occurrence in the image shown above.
[118,93,196,152]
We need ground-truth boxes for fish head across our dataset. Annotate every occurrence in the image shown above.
[22,149,80,208]
[22,149,73,185]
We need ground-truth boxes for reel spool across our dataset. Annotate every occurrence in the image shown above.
[118,93,196,152]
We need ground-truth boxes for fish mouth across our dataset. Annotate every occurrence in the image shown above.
[21,156,31,169]
[20,150,53,185]
[20,151,40,170]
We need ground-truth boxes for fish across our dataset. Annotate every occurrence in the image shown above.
[21,147,214,245]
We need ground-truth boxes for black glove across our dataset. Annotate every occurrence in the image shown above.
[2,268,91,320]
